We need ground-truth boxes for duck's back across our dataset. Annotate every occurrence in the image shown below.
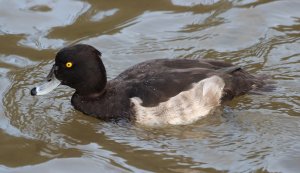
[114,59,263,105]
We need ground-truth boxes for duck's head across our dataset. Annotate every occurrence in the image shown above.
[31,44,107,97]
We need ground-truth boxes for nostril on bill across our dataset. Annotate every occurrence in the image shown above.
[31,87,37,96]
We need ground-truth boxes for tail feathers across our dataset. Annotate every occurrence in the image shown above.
[248,74,276,94]
[220,69,275,101]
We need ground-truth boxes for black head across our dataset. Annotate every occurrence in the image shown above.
[54,44,107,96]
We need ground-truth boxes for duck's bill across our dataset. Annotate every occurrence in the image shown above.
[31,65,61,96]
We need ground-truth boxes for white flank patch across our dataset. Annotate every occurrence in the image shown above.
[131,75,225,126]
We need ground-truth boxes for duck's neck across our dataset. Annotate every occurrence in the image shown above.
[75,58,107,99]
[75,81,107,100]
[83,89,106,99]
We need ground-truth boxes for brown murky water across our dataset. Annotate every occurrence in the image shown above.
[1,0,300,172]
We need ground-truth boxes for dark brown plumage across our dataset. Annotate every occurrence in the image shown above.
[31,44,268,122]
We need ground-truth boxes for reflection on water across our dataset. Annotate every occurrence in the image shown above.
[0,0,300,172]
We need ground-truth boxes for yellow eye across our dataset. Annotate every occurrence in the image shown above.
[66,62,73,68]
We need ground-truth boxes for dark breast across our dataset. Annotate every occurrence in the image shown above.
[71,90,133,121]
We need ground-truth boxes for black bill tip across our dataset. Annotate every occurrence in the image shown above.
[31,87,37,96]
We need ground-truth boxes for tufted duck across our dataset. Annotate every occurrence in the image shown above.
[31,44,267,126]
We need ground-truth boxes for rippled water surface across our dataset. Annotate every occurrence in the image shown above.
[1,0,300,172]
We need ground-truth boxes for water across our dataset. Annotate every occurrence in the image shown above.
[1,0,300,172]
